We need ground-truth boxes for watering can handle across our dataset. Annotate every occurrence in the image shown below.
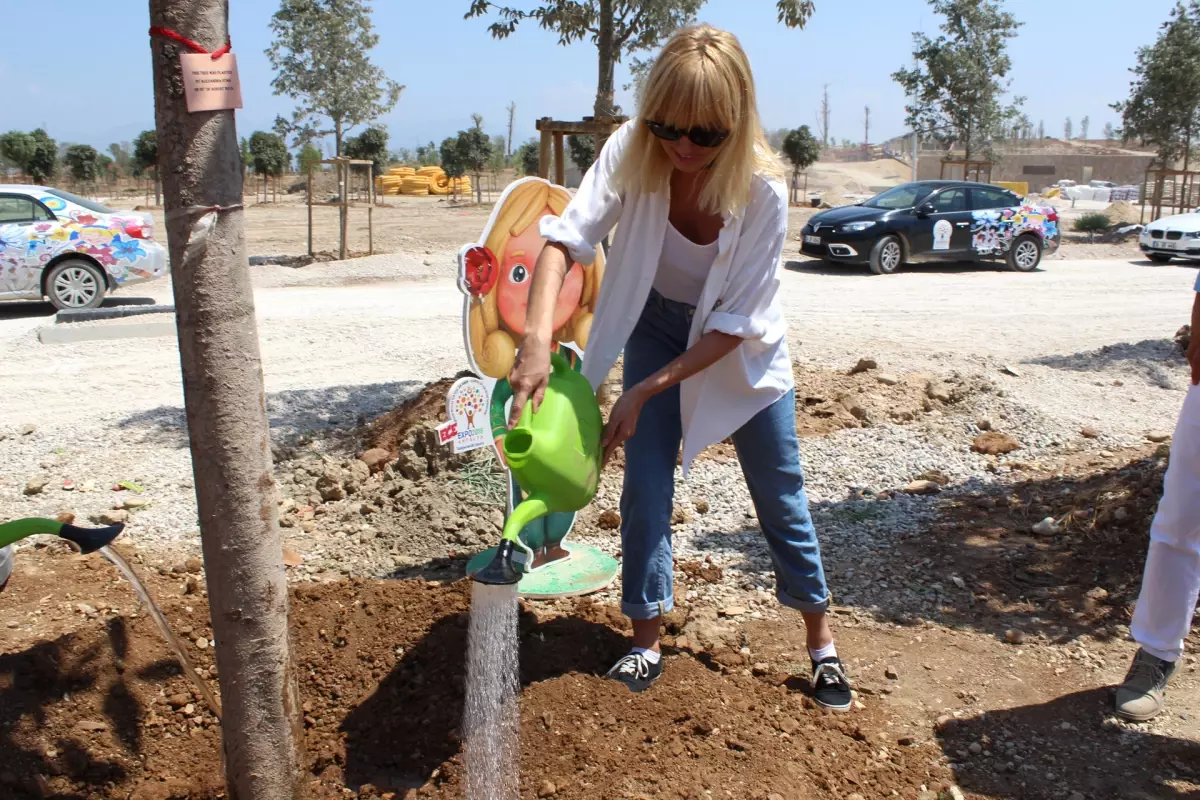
[549,350,570,376]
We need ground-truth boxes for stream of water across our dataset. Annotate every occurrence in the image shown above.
[99,544,223,719]
[464,582,521,800]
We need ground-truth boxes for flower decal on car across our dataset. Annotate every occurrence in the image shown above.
[111,235,147,262]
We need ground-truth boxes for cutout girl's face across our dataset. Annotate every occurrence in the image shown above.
[497,207,584,336]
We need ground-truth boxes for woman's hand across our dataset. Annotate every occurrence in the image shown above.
[601,384,649,467]
[507,342,552,428]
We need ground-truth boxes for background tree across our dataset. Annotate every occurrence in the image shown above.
[782,125,821,202]
[108,142,133,177]
[1064,117,1073,140]
[1037,119,1045,138]
[517,139,540,175]
[132,129,161,205]
[149,2,304,796]
[392,146,416,165]
[0,131,35,175]
[266,0,404,156]
[297,142,323,176]
[466,1,815,128]
[1103,121,1117,140]
[488,135,509,171]
[63,144,101,189]
[25,129,58,184]
[568,134,596,172]
[817,84,831,147]
[249,131,290,201]
[458,115,495,202]
[1080,115,1090,140]
[416,141,441,167]
[344,125,390,178]
[892,0,1024,162]
[440,135,466,198]
[1113,1,1200,170]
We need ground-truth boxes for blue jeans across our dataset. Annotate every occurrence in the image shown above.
[619,289,831,619]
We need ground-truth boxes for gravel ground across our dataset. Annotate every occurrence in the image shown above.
[0,255,1194,559]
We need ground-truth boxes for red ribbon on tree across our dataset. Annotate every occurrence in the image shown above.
[149,26,232,59]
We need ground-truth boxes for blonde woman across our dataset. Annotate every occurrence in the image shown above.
[506,26,852,710]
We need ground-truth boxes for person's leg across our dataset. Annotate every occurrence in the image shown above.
[732,388,851,711]
[1119,384,1200,720]
[607,295,687,691]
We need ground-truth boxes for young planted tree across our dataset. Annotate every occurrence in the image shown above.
[517,139,540,175]
[817,84,831,147]
[132,129,161,205]
[461,116,495,202]
[266,0,404,156]
[782,125,821,203]
[1104,121,1117,140]
[344,126,390,179]
[466,0,816,146]
[26,129,58,185]
[63,144,101,189]
[108,142,133,178]
[440,135,466,198]
[416,141,441,167]
[1114,1,1200,171]
[488,135,509,171]
[1081,115,1090,140]
[568,134,596,172]
[0,131,35,175]
[507,101,517,157]
[893,0,1024,162]
[298,142,323,176]
[1064,117,1073,140]
[249,131,290,202]
[149,1,304,796]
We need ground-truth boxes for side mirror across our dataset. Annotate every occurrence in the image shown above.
[916,203,936,217]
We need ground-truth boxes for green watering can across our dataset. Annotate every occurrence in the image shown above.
[472,351,603,586]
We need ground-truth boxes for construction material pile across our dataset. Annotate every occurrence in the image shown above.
[376,166,472,197]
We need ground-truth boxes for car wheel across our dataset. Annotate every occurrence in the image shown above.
[1148,253,1174,263]
[1006,235,1042,272]
[46,259,106,310]
[869,236,903,275]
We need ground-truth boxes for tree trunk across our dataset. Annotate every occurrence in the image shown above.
[148,3,305,799]
[594,0,616,120]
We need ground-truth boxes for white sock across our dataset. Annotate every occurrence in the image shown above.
[632,646,661,664]
[808,643,837,663]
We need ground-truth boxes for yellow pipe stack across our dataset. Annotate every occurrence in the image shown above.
[375,165,472,197]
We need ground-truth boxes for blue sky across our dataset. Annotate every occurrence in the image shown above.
[0,0,1182,155]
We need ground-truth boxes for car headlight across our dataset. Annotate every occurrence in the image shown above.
[1187,231,1200,239]
[839,221,876,232]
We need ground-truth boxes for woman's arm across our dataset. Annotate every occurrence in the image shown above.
[508,123,632,426]
[602,330,742,464]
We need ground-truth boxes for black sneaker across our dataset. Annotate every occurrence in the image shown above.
[605,651,663,692]
[811,657,852,712]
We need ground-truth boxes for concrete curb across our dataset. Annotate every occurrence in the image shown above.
[56,304,175,324]
[39,321,177,345]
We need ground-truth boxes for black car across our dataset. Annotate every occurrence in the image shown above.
[800,181,1062,275]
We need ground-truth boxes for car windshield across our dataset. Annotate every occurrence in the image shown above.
[43,188,115,215]
[862,184,933,210]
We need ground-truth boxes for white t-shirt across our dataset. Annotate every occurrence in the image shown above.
[653,222,719,305]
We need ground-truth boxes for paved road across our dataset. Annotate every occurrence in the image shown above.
[0,257,1195,428]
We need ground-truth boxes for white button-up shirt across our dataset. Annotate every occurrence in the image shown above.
[540,121,794,474]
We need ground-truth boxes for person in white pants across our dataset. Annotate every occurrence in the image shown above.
[1116,274,1200,721]
[0,544,11,590]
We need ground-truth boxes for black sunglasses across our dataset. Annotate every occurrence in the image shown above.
[644,120,730,148]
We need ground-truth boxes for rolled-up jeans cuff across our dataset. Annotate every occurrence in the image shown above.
[622,597,674,620]
[777,590,830,614]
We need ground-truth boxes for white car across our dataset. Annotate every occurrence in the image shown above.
[0,186,167,310]
[1138,211,1200,263]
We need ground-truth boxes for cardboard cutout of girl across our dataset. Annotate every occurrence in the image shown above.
[459,177,606,571]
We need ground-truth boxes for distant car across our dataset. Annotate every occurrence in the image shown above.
[800,181,1061,275]
[1138,211,1200,263]
[0,186,167,310]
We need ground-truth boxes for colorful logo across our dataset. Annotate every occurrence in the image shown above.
[446,377,490,454]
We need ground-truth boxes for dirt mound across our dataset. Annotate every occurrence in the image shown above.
[1,552,959,799]
[907,448,1168,636]
[1103,200,1142,226]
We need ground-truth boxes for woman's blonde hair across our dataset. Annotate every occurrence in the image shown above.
[468,178,606,379]
[617,25,783,216]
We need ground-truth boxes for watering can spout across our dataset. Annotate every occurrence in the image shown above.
[470,496,549,586]
[0,517,125,554]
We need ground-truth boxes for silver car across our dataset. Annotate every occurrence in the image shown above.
[0,185,167,310]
